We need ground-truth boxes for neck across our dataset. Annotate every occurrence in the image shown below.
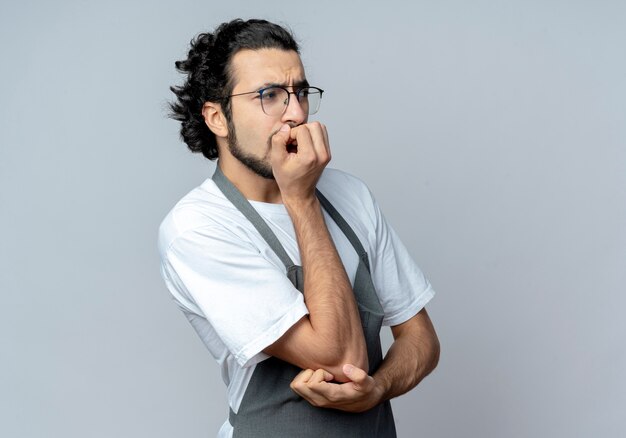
[217,156,283,204]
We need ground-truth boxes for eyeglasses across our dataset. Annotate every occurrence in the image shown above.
[229,86,324,116]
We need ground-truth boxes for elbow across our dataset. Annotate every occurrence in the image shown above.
[428,333,441,374]
[321,343,367,369]
[340,348,369,377]
[315,342,368,382]
[433,338,441,369]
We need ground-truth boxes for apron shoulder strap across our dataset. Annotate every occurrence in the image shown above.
[212,165,370,272]
[315,188,371,272]
[212,165,296,270]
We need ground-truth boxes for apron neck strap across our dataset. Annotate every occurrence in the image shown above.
[212,165,296,270]
[212,164,370,271]
[315,189,370,270]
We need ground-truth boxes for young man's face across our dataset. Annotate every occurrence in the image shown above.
[225,48,309,179]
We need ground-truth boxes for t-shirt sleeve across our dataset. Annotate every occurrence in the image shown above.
[161,225,309,368]
[367,190,435,327]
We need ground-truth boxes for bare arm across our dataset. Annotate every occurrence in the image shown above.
[374,308,440,401]
[263,122,368,382]
[290,308,440,412]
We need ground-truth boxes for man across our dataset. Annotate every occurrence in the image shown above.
[159,18,440,437]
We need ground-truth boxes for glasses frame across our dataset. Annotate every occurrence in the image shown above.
[228,85,324,116]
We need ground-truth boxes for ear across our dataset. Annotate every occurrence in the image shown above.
[202,101,228,138]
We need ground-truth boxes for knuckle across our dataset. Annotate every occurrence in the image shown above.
[303,154,317,166]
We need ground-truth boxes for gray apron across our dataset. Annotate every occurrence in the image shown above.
[213,166,396,438]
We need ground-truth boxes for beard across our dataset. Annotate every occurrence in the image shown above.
[226,116,275,180]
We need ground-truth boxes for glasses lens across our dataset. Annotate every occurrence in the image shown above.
[299,87,322,115]
[259,87,323,116]
[259,87,289,116]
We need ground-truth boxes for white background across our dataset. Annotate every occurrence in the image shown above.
[1,1,624,437]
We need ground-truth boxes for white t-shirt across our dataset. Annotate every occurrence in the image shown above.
[158,167,435,437]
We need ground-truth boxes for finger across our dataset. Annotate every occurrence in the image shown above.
[290,369,328,407]
[321,124,331,158]
[291,125,316,161]
[307,379,340,402]
[323,369,334,382]
[309,368,334,384]
[292,368,315,386]
[272,123,291,146]
[290,370,315,397]
[306,122,329,163]
[270,124,292,162]
[343,364,375,392]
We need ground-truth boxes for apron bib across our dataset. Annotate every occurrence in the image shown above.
[213,166,396,438]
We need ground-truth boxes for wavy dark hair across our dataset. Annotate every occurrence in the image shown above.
[169,19,299,160]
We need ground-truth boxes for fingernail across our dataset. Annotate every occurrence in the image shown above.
[343,364,354,375]
[279,124,290,132]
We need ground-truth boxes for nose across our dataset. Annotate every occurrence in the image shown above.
[281,92,307,125]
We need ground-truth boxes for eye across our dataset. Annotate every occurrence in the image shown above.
[260,87,282,102]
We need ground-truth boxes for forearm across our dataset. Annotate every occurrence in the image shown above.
[374,311,440,402]
[267,121,366,380]
[289,310,439,413]
[285,196,368,375]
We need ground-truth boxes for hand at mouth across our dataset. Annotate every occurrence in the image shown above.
[286,139,298,154]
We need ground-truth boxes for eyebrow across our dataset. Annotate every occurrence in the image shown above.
[255,79,310,90]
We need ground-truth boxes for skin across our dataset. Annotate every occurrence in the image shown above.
[202,48,440,408]
[290,308,440,412]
